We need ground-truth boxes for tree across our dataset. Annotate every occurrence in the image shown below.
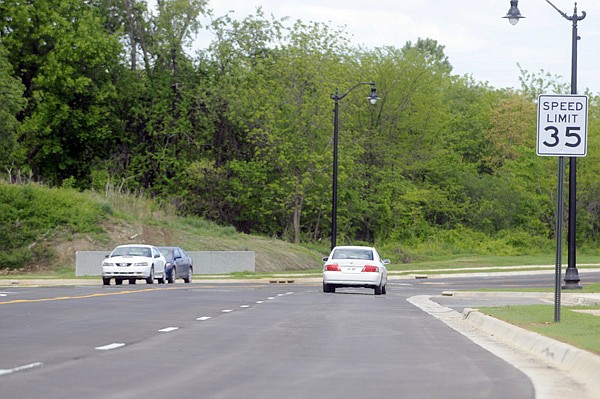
[0,42,26,171]
[0,0,123,185]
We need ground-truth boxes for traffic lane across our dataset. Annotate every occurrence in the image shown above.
[0,286,534,399]
[392,269,600,293]
[0,283,297,372]
[404,270,600,311]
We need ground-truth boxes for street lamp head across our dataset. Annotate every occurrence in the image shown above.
[503,0,525,25]
[368,85,380,105]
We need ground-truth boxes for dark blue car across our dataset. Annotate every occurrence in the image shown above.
[158,246,193,283]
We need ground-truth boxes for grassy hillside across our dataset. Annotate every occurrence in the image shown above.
[3,182,600,277]
[0,182,325,274]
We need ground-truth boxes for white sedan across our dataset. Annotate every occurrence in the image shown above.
[102,244,167,285]
[322,246,390,295]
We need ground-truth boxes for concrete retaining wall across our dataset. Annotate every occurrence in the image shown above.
[76,251,255,276]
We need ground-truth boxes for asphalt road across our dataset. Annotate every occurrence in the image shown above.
[1,272,599,399]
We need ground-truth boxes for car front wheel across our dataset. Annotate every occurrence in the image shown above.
[168,267,176,284]
[102,278,110,286]
[146,268,154,284]
[184,267,192,283]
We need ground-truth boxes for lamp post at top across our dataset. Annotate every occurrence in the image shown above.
[504,0,586,320]
[330,82,380,250]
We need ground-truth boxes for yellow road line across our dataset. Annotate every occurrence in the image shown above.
[0,282,291,305]
[0,286,188,305]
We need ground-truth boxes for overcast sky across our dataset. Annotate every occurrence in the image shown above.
[185,0,600,93]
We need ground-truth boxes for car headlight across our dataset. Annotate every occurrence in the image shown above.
[133,262,149,267]
[102,262,114,267]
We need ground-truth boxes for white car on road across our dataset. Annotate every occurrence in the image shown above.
[102,244,167,285]
[322,246,390,295]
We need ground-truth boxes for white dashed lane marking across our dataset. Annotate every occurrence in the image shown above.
[158,327,179,332]
[0,362,43,376]
[95,343,125,351]
[197,316,211,321]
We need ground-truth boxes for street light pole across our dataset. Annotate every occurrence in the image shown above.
[330,82,380,250]
[504,1,585,290]
[564,2,585,290]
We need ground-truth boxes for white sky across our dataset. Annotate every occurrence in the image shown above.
[188,0,600,93]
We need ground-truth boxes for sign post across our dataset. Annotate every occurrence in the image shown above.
[537,94,588,322]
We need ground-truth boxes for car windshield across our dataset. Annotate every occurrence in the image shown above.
[332,248,373,260]
[111,246,151,257]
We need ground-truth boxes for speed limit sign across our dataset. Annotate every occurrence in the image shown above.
[537,94,588,157]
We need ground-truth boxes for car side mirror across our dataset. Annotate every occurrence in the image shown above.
[383,259,390,265]
[322,257,328,262]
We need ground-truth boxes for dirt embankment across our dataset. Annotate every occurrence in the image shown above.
[49,218,321,274]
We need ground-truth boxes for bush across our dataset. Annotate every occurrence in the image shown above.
[0,183,107,270]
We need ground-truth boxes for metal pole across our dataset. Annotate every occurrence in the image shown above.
[331,91,339,250]
[329,82,379,250]
[564,2,585,289]
[555,156,565,322]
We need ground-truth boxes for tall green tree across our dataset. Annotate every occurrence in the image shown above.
[0,0,122,185]
[0,42,26,171]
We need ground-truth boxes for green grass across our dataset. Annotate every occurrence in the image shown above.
[475,282,600,355]
[3,181,600,277]
[481,304,600,355]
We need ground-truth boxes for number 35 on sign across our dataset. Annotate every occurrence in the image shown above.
[537,94,588,157]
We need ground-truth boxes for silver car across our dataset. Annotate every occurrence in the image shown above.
[102,244,167,285]
[322,246,390,295]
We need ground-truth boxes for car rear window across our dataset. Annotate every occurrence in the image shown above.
[332,249,373,260]
[158,248,173,257]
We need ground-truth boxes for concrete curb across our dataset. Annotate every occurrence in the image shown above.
[441,290,600,305]
[464,308,600,397]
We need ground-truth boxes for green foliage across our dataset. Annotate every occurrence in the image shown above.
[0,43,26,169]
[0,182,107,269]
[3,0,600,261]
[1,0,123,185]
